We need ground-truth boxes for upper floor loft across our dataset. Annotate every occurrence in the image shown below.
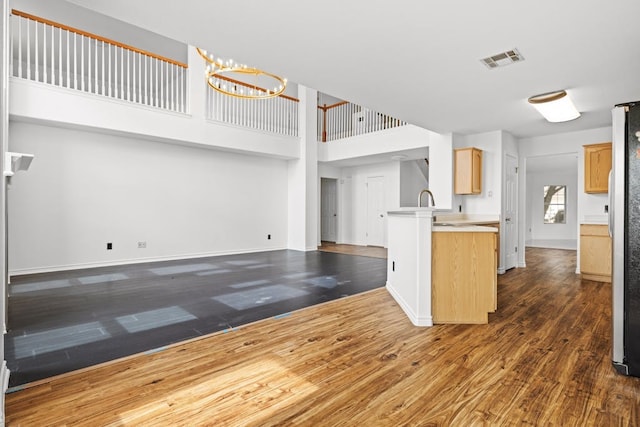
[7,8,445,169]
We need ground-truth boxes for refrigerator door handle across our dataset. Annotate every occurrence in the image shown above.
[608,169,613,238]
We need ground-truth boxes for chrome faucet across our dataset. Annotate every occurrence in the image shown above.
[418,189,435,207]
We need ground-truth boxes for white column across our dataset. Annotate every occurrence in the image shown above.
[428,131,453,210]
[187,46,204,120]
[287,86,318,251]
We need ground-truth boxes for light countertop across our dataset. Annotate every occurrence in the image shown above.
[433,213,500,226]
[433,225,498,233]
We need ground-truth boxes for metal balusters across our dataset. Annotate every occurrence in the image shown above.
[16,16,22,78]
[317,97,407,142]
[154,57,159,107]
[120,47,124,100]
[158,59,162,107]
[43,22,48,84]
[94,38,98,94]
[11,11,188,113]
[73,32,78,89]
[34,19,39,82]
[139,53,143,104]
[81,34,86,91]
[26,18,31,80]
[203,82,298,136]
[179,63,183,111]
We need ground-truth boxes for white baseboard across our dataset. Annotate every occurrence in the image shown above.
[9,246,288,277]
[518,261,526,268]
[386,282,433,327]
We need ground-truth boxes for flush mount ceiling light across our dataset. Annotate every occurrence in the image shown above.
[196,47,287,99]
[528,90,581,123]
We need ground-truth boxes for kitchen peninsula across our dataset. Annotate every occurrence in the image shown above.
[386,208,498,326]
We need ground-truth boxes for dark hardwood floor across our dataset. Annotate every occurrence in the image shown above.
[5,250,387,387]
[318,241,387,259]
[6,247,640,425]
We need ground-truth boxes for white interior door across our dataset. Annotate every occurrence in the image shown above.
[367,176,385,247]
[505,155,518,270]
[320,178,337,242]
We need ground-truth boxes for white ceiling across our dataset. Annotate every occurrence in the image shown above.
[66,0,640,139]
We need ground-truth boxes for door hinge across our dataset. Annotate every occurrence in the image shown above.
[515,246,518,252]
[515,167,518,173]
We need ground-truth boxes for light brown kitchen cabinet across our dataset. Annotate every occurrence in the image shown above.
[580,224,611,282]
[454,147,482,195]
[584,142,612,193]
[431,230,497,323]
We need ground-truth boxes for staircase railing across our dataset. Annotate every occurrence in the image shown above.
[205,74,299,137]
[317,100,407,142]
[10,9,188,114]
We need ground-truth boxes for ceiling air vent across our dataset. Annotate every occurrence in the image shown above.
[481,48,524,69]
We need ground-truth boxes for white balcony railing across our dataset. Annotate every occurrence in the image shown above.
[10,10,188,114]
[205,77,299,137]
[318,100,407,142]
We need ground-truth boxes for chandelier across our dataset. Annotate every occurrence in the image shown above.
[196,47,287,100]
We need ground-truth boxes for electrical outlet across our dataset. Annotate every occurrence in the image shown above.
[138,241,147,249]
[106,242,112,250]
[267,234,271,240]
[605,205,609,213]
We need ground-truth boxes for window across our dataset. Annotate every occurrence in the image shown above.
[544,185,566,224]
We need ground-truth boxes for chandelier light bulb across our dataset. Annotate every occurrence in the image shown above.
[196,47,287,99]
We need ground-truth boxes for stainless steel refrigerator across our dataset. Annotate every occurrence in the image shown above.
[611,102,640,376]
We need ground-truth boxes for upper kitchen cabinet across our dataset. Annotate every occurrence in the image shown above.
[584,142,612,193]
[454,147,482,195]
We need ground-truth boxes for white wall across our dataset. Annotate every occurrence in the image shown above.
[527,171,578,241]
[452,131,503,214]
[400,160,428,207]
[318,124,430,163]
[8,122,289,274]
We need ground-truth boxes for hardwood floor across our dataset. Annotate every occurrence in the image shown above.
[6,248,640,425]
[5,250,386,387]
[318,241,387,259]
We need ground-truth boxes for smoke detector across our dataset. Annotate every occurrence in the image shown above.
[481,49,524,69]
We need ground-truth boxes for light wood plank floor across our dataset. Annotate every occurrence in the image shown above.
[318,241,387,259]
[6,248,640,425]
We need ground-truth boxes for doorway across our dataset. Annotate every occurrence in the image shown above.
[320,178,338,242]
[366,176,385,247]
[504,154,518,270]
[524,153,578,250]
